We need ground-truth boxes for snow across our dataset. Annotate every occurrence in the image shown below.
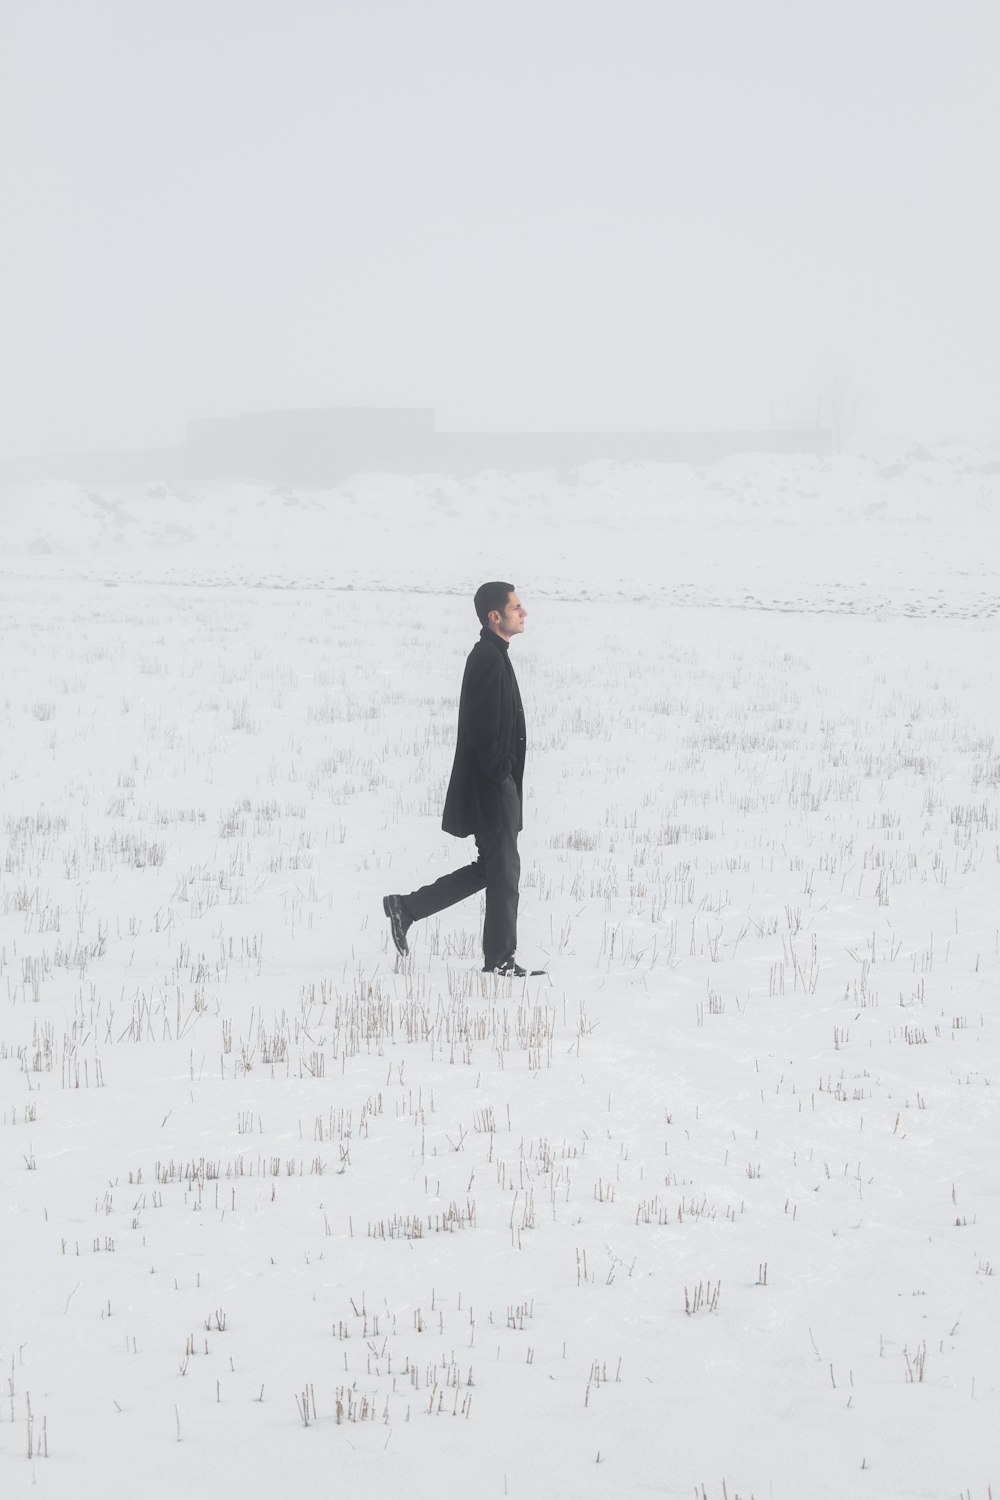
[1,454,998,1499]
[4,442,1000,616]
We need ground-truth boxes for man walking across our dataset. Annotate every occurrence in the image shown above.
[383,581,541,977]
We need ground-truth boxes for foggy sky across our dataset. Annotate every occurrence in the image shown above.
[1,0,997,459]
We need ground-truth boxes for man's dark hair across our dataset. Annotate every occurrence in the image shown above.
[474,581,514,628]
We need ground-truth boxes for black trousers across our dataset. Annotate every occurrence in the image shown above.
[405,780,521,969]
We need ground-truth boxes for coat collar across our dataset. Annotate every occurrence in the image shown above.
[480,627,509,653]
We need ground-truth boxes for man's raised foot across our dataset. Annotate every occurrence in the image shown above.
[383,895,412,955]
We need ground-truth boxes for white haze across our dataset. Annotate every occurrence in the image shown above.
[1,0,998,460]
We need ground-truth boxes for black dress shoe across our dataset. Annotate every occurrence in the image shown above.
[383,895,412,955]
[482,960,546,978]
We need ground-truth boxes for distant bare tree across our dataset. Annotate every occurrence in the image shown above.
[809,364,866,454]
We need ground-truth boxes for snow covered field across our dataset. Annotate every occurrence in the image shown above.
[5,443,1000,617]
[2,457,999,1499]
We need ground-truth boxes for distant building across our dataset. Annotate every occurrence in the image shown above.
[0,407,831,485]
[182,407,831,481]
[185,407,436,482]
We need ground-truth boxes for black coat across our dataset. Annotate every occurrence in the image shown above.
[441,629,526,837]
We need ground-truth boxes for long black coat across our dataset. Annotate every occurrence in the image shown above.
[441,629,526,837]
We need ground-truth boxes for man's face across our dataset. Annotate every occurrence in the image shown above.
[491,592,527,640]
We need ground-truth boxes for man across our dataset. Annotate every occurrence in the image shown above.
[383,581,542,977]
